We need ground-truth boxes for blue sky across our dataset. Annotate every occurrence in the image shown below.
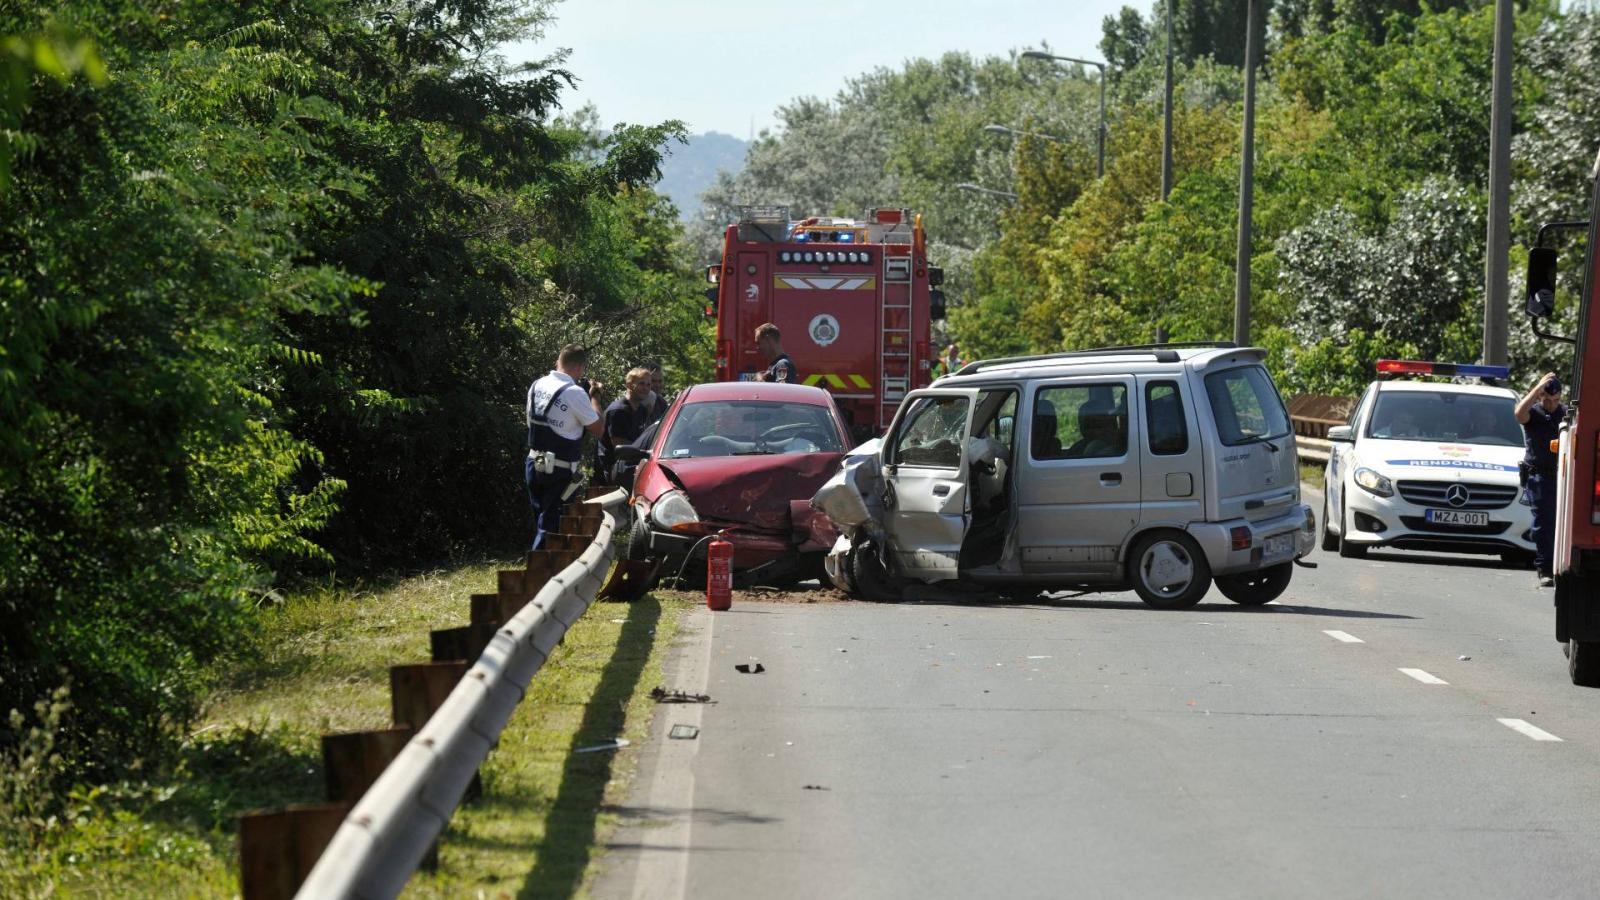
[508,0,1136,138]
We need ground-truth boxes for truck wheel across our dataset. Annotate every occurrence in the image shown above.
[1128,531,1211,609]
[1320,494,1340,552]
[1569,640,1600,687]
[1215,562,1293,606]
[849,543,902,603]
[1337,501,1367,559]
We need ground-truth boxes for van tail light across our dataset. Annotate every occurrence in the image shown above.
[1592,438,1600,524]
[1230,526,1251,551]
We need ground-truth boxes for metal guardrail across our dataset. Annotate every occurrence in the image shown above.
[294,490,628,900]
[1297,435,1332,466]
[1289,395,1353,468]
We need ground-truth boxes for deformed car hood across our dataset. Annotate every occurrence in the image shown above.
[662,453,844,531]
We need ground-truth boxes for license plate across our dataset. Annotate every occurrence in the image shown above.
[1263,532,1295,561]
[1426,509,1488,527]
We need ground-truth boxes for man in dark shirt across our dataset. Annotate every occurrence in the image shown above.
[754,322,799,384]
[1516,372,1567,587]
[644,362,670,424]
[597,367,653,485]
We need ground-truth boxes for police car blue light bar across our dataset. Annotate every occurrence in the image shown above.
[1375,359,1510,379]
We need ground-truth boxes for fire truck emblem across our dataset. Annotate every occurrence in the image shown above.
[809,314,841,347]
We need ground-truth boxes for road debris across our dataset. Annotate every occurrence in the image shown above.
[575,739,630,754]
[802,784,831,791]
[1458,655,1471,661]
[669,724,700,740]
[652,686,713,703]
[735,663,766,674]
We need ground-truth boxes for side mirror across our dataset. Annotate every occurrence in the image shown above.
[928,266,945,286]
[615,444,651,464]
[930,288,947,321]
[703,286,719,318]
[1525,247,1558,318]
[705,263,721,284]
[1327,425,1354,443]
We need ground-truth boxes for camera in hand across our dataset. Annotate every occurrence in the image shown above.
[576,377,592,393]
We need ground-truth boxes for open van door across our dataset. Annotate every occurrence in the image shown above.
[881,389,980,581]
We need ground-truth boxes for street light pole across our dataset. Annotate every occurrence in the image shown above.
[1483,0,1513,367]
[1161,0,1175,201]
[956,182,1019,200]
[1020,51,1108,177]
[1233,0,1259,346]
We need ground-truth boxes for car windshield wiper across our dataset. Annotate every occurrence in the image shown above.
[1238,433,1283,452]
[732,449,776,455]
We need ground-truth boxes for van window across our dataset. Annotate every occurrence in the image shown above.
[892,395,970,468]
[1204,366,1290,446]
[1145,381,1188,455]
[1032,384,1128,460]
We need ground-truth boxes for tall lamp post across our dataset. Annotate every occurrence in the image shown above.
[1483,0,1513,367]
[1233,0,1260,347]
[956,182,1019,201]
[1161,0,1175,201]
[1020,50,1107,177]
[984,123,1068,144]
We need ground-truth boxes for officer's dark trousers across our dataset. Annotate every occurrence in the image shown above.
[525,456,573,551]
[1526,471,1557,575]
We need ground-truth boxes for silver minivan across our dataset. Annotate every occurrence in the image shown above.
[812,344,1317,608]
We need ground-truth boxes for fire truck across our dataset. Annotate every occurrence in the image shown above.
[704,206,945,440]
[1524,145,1600,685]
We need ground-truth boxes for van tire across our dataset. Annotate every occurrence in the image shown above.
[1320,494,1340,552]
[1570,640,1600,687]
[1128,531,1211,609]
[1215,562,1293,606]
[850,543,902,603]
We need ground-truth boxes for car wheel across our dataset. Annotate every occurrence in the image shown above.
[1320,493,1340,552]
[849,542,902,603]
[1337,501,1367,559]
[1569,639,1600,687]
[1215,562,1293,606]
[626,516,653,563]
[1128,531,1211,609]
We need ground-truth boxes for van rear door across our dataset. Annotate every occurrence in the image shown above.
[1199,364,1299,523]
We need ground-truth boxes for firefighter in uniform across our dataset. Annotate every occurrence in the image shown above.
[754,322,799,384]
[1516,372,1566,588]
[526,344,605,550]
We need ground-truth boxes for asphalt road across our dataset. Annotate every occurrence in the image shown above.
[594,489,1600,899]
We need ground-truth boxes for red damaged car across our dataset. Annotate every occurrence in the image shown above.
[617,382,850,587]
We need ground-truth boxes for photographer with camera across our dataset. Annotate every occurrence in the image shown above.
[1516,372,1567,588]
[526,344,605,550]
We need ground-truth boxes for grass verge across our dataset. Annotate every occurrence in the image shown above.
[2,560,694,899]
[1300,462,1326,492]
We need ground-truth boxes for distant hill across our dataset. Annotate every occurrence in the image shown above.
[657,131,747,220]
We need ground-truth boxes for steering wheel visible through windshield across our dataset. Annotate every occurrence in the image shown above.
[662,400,844,458]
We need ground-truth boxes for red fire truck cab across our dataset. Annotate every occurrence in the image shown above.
[704,206,945,440]
[1525,144,1600,685]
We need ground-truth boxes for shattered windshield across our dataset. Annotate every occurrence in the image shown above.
[663,400,844,458]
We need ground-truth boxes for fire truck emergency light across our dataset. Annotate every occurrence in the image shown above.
[1375,359,1511,379]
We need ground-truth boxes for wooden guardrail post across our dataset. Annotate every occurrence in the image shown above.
[238,803,352,900]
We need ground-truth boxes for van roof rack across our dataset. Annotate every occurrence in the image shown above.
[952,342,1239,377]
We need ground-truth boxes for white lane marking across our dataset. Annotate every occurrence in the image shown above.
[1323,630,1364,643]
[1398,667,1449,685]
[1498,718,1564,742]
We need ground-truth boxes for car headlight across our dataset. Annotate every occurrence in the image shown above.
[1353,466,1394,498]
[651,490,700,530]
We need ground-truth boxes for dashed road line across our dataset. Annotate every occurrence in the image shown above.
[1323,630,1364,643]
[1398,667,1449,685]
[1497,718,1563,742]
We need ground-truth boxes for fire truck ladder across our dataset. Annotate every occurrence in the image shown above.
[878,256,914,429]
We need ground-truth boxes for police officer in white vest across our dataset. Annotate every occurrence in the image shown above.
[526,344,605,550]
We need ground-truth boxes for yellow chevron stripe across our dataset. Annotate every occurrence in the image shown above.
[803,374,825,387]
[824,374,848,389]
[849,374,872,389]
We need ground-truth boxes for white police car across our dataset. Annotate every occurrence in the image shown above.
[1321,360,1535,563]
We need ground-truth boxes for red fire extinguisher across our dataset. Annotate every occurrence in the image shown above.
[706,534,733,611]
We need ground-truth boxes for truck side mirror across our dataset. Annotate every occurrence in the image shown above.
[705,263,721,284]
[703,287,718,318]
[1526,247,1558,318]
[928,266,945,286]
[930,288,947,321]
